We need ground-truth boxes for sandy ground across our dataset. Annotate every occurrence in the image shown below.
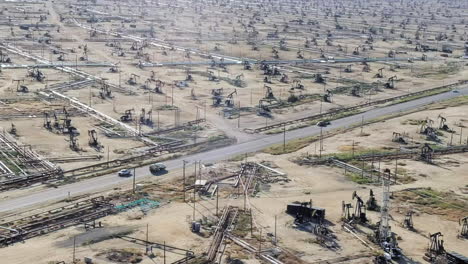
[0,201,211,264]
[0,0,467,263]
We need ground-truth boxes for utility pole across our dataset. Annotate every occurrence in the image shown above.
[132,168,136,194]
[259,229,262,254]
[163,241,166,264]
[361,159,365,178]
[216,185,219,216]
[237,101,241,128]
[283,124,286,152]
[319,127,323,158]
[88,86,92,107]
[183,160,187,202]
[274,215,277,244]
[360,116,364,135]
[237,174,241,197]
[395,158,398,184]
[72,236,76,264]
[171,85,174,106]
[250,208,253,237]
[146,223,149,246]
[198,160,202,180]
[118,63,121,88]
[193,183,196,221]
[193,161,197,221]
[320,99,323,114]
[157,110,160,132]
[107,146,110,167]
[243,186,246,210]
[460,127,463,145]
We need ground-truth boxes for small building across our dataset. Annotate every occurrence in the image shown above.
[286,202,325,222]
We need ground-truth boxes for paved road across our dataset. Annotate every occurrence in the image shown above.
[1,87,467,213]
[140,57,423,67]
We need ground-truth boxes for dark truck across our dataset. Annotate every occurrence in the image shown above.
[317,120,331,127]
[149,163,167,175]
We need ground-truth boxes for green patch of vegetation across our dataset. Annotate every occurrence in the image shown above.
[228,152,255,162]
[325,147,390,161]
[346,172,375,184]
[190,125,205,131]
[155,105,179,110]
[168,130,194,138]
[399,175,416,184]
[287,94,322,106]
[395,167,408,175]
[265,128,283,135]
[290,123,311,130]
[298,74,317,79]
[207,134,227,142]
[232,213,252,238]
[265,122,313,135]
[415,189,468,211]
[390,87,452,106]
[395,188,468,221]
[327,109,363,122]
[414,62,462,79]
[100,248,144,263]
[401,118,424,126]
[332,81,376,95]
[302,238,320,244]
[428,95,468,109]
[264,135,319,155]
[263,108,361,136]
[147,136,180,144]
[0,153,26,175]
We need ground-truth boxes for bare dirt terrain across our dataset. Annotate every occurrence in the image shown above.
[0,0,467,263]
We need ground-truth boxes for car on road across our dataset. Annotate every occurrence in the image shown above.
[149,163,167,175]
[317,120,331,127]
[118,169,132,177]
